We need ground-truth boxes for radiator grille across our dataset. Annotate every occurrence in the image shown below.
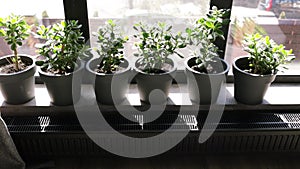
[4,111,300,157]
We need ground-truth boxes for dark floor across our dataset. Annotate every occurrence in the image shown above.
[26,153,300,169]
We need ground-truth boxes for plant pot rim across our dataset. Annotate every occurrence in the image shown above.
[185,56,229,75]
[0,54,36,76]
[38,59,84,77]
[233,56,276,77]
[133,56,177,75]
[86,57,131,76]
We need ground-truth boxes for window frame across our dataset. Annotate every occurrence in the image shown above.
[63,0,90,44]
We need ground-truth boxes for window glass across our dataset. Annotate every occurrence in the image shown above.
[0,0,65,57]
[225,0,300,75]
[87,0,210,68]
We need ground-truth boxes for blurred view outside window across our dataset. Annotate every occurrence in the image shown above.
[87,0,210,67]
[226,0,300,75]
[0,0,64,57]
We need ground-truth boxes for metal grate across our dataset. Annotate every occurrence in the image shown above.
[4,111,300,158]
[4,113,300,132]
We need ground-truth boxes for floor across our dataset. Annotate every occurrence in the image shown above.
[26,153,300,169]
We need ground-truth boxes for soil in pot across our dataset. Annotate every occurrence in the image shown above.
[0,55,36,104]
[0,62,29,74]
[185,57,229,105]
[233,56,276,105]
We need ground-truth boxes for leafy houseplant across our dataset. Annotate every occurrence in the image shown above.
[86,20,130,104]
[184,6,230,104]
[233,33,295,105]
[36,20,86,106]
[133,22,186,103]
[0,14,36,104]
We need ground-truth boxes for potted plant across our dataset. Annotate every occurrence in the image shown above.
[86,20,130,105]
[184,6,230,104]
[133,22,186,103]
[0,14,36,104]
[36,20,86,106]
[233,33,295,105]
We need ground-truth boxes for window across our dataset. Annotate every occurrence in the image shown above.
[1,0,299,78]
[225,0,300,75]
[87,0,210,69]
[0,0,65,57]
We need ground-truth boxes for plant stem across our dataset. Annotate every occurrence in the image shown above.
[13,49,19,71]
[61,44,65,55]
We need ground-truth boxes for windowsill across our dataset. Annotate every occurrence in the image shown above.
[1,83,300,116]
[4,83,300,156]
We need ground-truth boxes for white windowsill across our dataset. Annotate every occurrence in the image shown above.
[1,83,300,116]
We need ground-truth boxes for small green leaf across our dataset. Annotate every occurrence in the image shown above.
[11,43,16,50]
[142,32,149,38]
[164,35,171,40]
[178,43,186,48]
[166,26,172,31]
[17,41,22,46]
[35,60,45,66]
[0,29,5,36]
[133,25,138,31]
[61,20,66,27]
[205,21,214,28]
[11,57,17,63]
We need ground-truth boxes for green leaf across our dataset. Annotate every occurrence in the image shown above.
[11,43,16,50]
[164,35,171,40]
[11,57,17,63]
[133,26,138,31]
[41,63,49,71]
[17,41,22,46]
[142,32,149,38]
[185,28,192,34]
[0,29,5,36]
[166,26,172,31]
[107,19,116,27]
[35,60,45,66]
[61,20,66,27]
[178,43,186,48]
[205,21,214,28]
